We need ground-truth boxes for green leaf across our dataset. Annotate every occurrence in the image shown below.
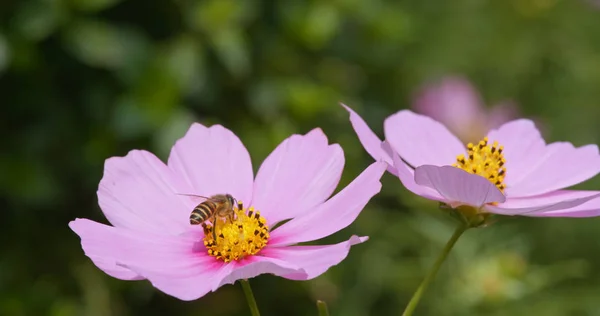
[63,19,147,70]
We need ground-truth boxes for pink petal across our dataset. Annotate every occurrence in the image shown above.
[485,119,546,190]
[261,235,367,280]
[505,142,600,197]
[268,162,386,246]
[384,110,464,168]
[412,76,484,139]
[495,190,600,208]
[137,254,305,300]
[136,263,229,301]
[391,153,444,201]
[83,256,143,280]
[69,218,220,301]
[252,129,344,226]
[342,103,393,165]
[213,256,306,290]
[486,190,600,217]
[168,124,254,204]
[414,165,506,208]
[527,199,600,218]
[98,150,192,234]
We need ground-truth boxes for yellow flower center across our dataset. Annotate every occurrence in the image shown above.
[202,201,270,263]
[453,137,507,192]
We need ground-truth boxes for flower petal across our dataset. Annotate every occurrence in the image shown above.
[98,150,192,234]
[69,218,219,301]
[391,152,445,201]
[168,124,254,204]
[414,165,506,208]
[342,104,393,165]
[261,235,367,280]
[213,256,306,290]
[135,262,228,301]
[252,129,344,226]
[269,162,386,246]
[82,256,143,280]
[485,119,546,189]
[527,199,600,218]
[384,110,464,168]
[505,142,600,197]
[486,190,600,217]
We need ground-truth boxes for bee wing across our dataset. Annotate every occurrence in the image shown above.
[176,193,213,203]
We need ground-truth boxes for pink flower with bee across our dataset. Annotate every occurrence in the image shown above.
[70,124,386,300]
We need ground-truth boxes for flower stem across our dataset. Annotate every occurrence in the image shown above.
[401,224,468,316]
[240,279,261,316]
[316,300,330,316]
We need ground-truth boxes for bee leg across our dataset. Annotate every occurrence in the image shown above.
[211,215,218,241]
[201,223,210,236]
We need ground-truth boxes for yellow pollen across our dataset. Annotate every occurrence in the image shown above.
[453,137,507,192]
[202,201,269,263]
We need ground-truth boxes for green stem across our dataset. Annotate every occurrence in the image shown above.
[401,224,468,316]
[240,279,261,316]
[316,300,330,316]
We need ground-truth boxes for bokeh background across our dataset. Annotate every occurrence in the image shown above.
[3,0,600,315]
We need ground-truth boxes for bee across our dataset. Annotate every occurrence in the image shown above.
[178,193,237,240]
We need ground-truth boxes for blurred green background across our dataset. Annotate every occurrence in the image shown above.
[3,0,600,315]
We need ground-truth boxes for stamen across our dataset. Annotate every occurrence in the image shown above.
[203,201,270,263]
[453,137,507,192]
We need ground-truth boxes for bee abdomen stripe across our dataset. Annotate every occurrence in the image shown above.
[191,204,213,221]
[190,217,202,225]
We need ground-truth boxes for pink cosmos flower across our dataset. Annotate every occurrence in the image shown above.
[69,124,386,301]
[343,104,600,219]
[413,76,518,143]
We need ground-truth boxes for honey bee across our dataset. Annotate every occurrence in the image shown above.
[178,193,237,240]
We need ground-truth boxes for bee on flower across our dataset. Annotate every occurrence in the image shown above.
[70,124,386,301]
